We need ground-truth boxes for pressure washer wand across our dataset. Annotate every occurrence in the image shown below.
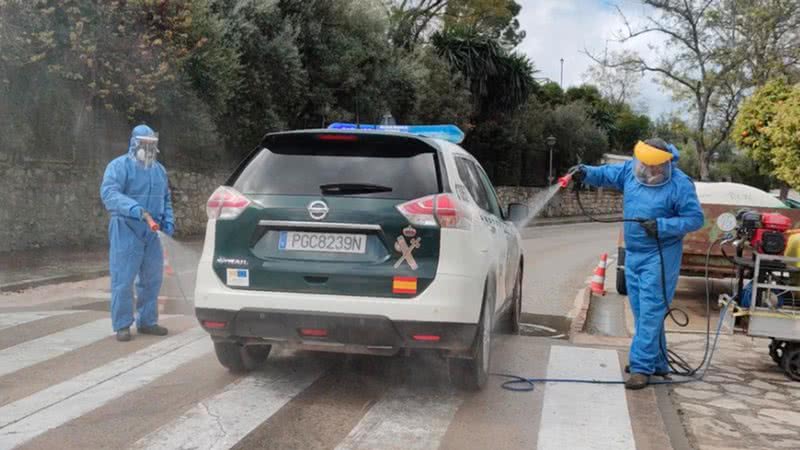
[143,211,160,232]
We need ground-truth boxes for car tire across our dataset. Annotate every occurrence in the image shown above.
[449,287,492,391]
[616,268,627,296]
[508,264,523,334]
[214,341,271,373]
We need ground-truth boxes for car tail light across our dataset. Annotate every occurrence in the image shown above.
[202,320,227,329]
[396,194,470,229]
[206,186,251,220]
[317,134,358,141]
[412,334,441,342]
[299,328,328,337]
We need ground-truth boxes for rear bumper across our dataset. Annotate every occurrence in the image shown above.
[196,307,477,356]
[194,256,484,324]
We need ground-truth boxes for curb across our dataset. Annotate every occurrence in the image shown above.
[0,270,109,293]
[568,287,591,337]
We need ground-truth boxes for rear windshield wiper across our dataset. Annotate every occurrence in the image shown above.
[319,183,394,195]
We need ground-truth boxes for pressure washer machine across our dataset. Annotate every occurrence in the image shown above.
[720,209,800,380]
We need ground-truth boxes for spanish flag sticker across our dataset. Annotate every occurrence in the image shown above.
[392,276,418,295]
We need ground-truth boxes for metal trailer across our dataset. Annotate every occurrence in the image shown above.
[734,253,800,381]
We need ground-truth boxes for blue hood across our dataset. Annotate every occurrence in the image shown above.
[667,143,680,163]
[128,124,157,156]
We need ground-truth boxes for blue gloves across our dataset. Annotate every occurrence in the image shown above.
[162,221,175,237]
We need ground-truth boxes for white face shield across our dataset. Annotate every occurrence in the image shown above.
[634,159,672,187]
[133,135,159,168]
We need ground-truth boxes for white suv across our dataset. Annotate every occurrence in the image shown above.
[194,127,526,389]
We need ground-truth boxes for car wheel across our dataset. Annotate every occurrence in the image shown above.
[781,343,800,381]
[616,268,627,296]
[213,341,271,373]
[449,287,492,391]
[508,265,523,334]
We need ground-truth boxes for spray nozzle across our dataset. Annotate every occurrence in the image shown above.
[557,165,582,189]
[143,212,160,232]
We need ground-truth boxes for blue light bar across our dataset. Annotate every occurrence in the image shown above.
[328,123,465,144]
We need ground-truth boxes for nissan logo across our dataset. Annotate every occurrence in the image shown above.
[308,200,329,221]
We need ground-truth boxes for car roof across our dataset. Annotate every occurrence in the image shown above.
[264,129,471,157]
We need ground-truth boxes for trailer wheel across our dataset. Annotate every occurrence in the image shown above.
[781,343,800,381]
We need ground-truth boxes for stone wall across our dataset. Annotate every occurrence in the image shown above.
[0,170,623,253]
[0,164,228,253]
[495,186,623,218]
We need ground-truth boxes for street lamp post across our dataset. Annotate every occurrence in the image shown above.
[546,135,557,185]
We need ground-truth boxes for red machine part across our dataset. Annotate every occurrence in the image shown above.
[753,212,792,254]
[760,212,793,232]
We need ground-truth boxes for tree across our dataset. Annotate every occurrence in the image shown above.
[537,81,564,106]
[582,50,642,106]
[431,27,535,117]
[442,0,525,48]
[734,80,800,191]
[589,1,748,181]
[731,79,791,177]
[387,0,525,49]
[592,0,800,181]
[714,0,800,86]
[610,106,651,154]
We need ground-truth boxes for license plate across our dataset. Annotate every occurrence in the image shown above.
[279,231,367,254]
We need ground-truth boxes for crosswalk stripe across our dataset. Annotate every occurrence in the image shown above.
[131,353,328,450]
[0,311,79,331]
[335,386,463,450]
[0,327,206,429]
[536,346,635,450]
[0,319,111,378]
[0,334,210,449]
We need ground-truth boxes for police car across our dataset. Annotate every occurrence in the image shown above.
[194,124,526,389]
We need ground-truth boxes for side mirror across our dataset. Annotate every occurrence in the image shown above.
[507,203,528,226]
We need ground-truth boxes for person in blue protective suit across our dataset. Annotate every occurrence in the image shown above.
[572,138,704,389]
[100,124,175,342]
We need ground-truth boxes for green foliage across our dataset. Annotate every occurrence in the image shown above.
[431,27,536,116]
[537,82,564,106]
[609,106,651,154]
[732,79,791,175]
[1,0,633,187]
[763,87,800,190]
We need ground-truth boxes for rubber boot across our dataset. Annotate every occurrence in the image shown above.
[116,327,132,342]
[138,324,169,336]
[625,373,649,390]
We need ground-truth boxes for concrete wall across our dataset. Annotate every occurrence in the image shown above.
[0,164,228,253]
[495,186,623,218]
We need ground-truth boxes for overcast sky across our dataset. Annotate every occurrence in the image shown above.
[516,0,679,119]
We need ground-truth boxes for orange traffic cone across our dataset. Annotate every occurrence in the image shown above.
[590,253,607,296]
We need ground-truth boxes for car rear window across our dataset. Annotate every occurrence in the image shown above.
[230,134,442,200]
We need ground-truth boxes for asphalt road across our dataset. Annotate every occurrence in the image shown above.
[0,222,682,450]
[519,222,620,334]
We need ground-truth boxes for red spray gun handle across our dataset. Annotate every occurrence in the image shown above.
[143,212,160,232]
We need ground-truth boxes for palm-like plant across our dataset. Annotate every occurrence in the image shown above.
[431,27,536,116]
